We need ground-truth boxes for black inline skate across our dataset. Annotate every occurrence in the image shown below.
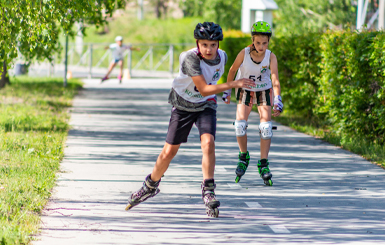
[201,179,220,218]
[235,151,250,183]
[258,159,273,186]
[125,174,161,210]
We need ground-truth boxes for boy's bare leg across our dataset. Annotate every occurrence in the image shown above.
[118,60,124,78]
[200,133,216,180]
[104,61,116,78]
[150,143,180,181]
[200,133,220,218]
[257,105,272,159]
[235,104,252,153]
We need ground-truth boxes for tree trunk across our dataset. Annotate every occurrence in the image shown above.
[0,61,10,89]
[162,2,167,19]
[155,0,161,19]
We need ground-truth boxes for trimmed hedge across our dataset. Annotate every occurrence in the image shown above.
[220,30,385,145]
[269,33,322,118]
[220,37,250,84]
[318,31,385,144]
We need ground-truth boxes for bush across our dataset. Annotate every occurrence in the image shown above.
[270,33,322,118]
[219,34,250,84]
[317,30,385,144]
[220,29,385,145]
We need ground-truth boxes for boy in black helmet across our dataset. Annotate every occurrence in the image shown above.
[125,22,255,217]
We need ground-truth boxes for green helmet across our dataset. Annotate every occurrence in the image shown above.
[251,21,272,37]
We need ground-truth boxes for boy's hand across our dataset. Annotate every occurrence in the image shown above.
[222,90,231,104]
[232,78,255,89]
[273,95,283,117]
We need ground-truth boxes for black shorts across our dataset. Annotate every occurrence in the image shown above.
[166,107,217,145]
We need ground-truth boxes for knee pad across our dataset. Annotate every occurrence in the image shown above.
[234,120,248,137]
[259,121,273,139]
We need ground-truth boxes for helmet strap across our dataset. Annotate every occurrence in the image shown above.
[196,40,204,59]
[250,43,258,54]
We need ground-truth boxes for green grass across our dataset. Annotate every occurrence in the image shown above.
[0,76,82,244]
[82,12,204,44]
[63,12,202,72]
[273,113,385,168]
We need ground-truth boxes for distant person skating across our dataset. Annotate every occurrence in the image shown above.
[125,22,255,218]
[222,21,283,185]
[101,36,138,83]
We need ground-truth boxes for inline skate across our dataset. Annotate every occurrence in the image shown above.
[235,151,250,183]
[201,179,220,218]
[258,159,273,186]
[125,174,160,210]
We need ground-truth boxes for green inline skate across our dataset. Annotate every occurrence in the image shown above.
[258,159,273,186]
[235,151,250,183]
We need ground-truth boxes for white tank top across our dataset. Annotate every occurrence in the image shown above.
[235,47,272,92]
[109,43,124,60]
[172,48,226,103]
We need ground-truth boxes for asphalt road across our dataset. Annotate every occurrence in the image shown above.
[34,78,385,245]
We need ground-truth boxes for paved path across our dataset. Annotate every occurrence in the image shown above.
[35,79,385,245]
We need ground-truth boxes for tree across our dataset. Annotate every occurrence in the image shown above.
[0,62,9,88]
[153,0,168,19]
[179,0,241,29]
[273,0,356,36]
[203,0,241,30]
[179,0,206,17]
[0,0,126,88]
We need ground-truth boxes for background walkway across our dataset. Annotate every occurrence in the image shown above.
[35,78,385,244]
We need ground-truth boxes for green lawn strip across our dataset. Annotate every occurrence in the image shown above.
[0,77,82,244]
[273,113,385,168]
[81,14,204,44]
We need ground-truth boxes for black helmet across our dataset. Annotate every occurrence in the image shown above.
[194,22,223,41]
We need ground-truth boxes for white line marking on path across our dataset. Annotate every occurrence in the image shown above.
[215,166,227,172]
[227,183,242,188]
[245,202,262,208]
[269,225,290,233]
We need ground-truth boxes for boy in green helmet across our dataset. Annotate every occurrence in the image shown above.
[222,21,283,185]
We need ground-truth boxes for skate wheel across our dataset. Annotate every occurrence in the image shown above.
[206,207,219,218]
[213,208,219,218]
[264,179,273,186]
[235,176,240,183]
[125,204,132,211]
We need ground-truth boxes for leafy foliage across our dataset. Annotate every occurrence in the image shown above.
[179,0,241,29]
[179,0,206,17]
[219,31,249,84]
[0,0,126,69]
[317,30,385,144]
[202,0,241,30]
[269,33,322,118]
[274,0,356,36]
[220,29,385,146]
[179,0,356,34]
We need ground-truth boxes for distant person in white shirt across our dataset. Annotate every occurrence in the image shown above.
[101,36,138,83]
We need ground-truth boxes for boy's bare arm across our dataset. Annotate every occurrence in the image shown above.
[192,75,254,97]
[270,53,282,116]
[270,53,280,96]
[221,50,245,103]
